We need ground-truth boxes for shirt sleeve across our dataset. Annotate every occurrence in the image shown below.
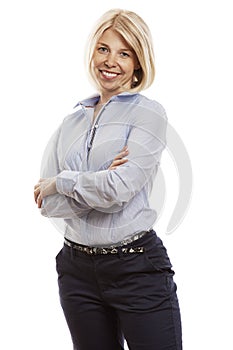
[56,104,167,212]
[40,126,92,218]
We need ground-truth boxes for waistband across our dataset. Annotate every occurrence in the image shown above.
[64,230,152,256]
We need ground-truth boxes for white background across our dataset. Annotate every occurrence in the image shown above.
[1,0,232,349]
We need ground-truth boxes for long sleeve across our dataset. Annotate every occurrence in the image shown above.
[40,127,92,218]
[56,105,167,212]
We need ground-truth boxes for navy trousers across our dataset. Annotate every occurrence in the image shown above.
[56,231,182,349]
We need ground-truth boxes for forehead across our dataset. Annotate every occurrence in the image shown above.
[97,28,131,49]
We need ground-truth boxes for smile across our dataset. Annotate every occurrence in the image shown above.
[100,70,120,79]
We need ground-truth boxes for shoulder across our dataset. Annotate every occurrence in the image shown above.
[62,94,99,124]
[135,94,167,119]
[61,103,84,126]
[127,94,167,133]
[111,93,167,120]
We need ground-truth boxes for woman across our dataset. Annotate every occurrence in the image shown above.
[34,9,182,350]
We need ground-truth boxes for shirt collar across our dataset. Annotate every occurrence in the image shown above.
[74,92,139,108]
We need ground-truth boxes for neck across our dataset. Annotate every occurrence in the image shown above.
[98,95,111,105]
[98,90,122,105]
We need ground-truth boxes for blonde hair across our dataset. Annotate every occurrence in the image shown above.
[86,9,156,92]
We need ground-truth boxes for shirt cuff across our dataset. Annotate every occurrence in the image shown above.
[56,170,79,196]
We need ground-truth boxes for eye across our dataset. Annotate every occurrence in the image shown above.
[120,52,130,58]
[97,47,108,54]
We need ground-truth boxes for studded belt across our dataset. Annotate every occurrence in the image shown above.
[64,230,152,256]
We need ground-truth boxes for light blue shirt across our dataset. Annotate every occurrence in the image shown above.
[40,92,167,247]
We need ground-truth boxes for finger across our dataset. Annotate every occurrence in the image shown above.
[120,149,129,157]
[34,183,40,190]
[113,158,128,165]
[121,145,128,152]
[113,149,129,161]
[34,185,44,204]
[109,158,128,170]
[34,188,40,203]
[37,194,43,208]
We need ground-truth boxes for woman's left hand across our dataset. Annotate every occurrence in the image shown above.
[108,146,129,170]
[34,177,57,208]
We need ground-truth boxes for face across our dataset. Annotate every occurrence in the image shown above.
[91,28,140,102]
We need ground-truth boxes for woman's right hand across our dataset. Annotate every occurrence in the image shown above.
[108,146,129,170]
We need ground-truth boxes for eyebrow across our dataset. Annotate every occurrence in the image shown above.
[97,42,133,51]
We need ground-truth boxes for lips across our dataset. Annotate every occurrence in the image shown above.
[100,70,120,80]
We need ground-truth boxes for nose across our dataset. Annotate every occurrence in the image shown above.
[104,53,117,68]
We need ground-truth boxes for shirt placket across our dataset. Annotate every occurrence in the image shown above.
[85,102,110,163]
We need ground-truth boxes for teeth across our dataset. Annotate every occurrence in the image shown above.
[102,71,118,77]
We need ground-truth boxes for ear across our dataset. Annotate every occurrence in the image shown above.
[134,62,141,70]
[133,56,141,70]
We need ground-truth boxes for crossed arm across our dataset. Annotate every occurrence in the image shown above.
[34,146,129,208]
